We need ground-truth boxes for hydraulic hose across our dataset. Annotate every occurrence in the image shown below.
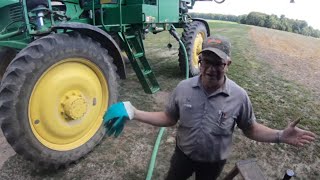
[145,24,189,180]
[169,25,189,78]
[146,127,166,180]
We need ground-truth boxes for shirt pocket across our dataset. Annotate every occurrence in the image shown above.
[210,112,235,136]
[179,100,204,128]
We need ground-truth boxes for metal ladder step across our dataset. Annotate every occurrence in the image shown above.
[125,35,136,39]
[143,69,152,76]
[122,31,160,94]
[134,52,144,59]
[150,87,161,94]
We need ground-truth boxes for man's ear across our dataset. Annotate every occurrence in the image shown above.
[224,60,232,72]
[227,60,232,66]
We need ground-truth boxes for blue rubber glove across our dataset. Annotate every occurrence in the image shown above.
[103,101,135,137]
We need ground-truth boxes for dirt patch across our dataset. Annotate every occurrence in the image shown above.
[249,26,320,96]
[152,91,170,110]
[0,131,15,169]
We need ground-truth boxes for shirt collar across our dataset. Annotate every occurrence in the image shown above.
[192,75,231,96]
[191,76,201,88]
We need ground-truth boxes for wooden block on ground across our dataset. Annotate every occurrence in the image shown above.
[236,159,266,180]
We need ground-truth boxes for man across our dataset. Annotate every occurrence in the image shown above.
[104,35,316,180]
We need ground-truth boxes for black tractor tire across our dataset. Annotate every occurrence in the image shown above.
[0,47,16,81]
[214,0,226,4]
[111,33,130,64]
[0,32,119,168]
[178,21,208,77]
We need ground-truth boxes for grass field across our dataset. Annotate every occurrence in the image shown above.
[0,21,319,179]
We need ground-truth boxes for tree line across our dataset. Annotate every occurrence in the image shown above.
[189,12,320,38]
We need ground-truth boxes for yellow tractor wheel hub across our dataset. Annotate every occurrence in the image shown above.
[192,32,205,68]
[61,91,88,120]
[29,58,108,151]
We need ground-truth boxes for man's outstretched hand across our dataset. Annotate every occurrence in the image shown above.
[103,101,136,137]
[281,119,317,147]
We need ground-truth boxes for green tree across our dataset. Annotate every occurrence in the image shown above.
[246,12,268,27]
[265,15,279,29]
[238,14,247,24]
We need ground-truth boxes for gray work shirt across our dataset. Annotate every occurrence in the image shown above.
[165,76,256,162]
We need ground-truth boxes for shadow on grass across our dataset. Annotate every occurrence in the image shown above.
[0,155,69,179]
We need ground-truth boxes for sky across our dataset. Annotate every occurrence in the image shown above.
[190,0,320,30]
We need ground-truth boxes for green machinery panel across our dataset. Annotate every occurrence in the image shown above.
[158,0,179,23]
[101,4,158,25]
[0,2,23,31]
[101,0,179,25]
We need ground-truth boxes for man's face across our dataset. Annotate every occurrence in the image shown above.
[199,53,229,88]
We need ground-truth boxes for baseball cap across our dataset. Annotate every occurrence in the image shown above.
[199,35,231,62]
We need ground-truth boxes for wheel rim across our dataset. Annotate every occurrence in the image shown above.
[192,32,205,69]
[29,58,108,151]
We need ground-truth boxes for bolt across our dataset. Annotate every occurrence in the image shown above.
[93,98,97,106]
[34,120,40,124]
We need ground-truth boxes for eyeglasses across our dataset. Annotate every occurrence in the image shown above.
[200,60,226,69]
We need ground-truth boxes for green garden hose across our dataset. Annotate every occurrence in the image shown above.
[145,25,189,180]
